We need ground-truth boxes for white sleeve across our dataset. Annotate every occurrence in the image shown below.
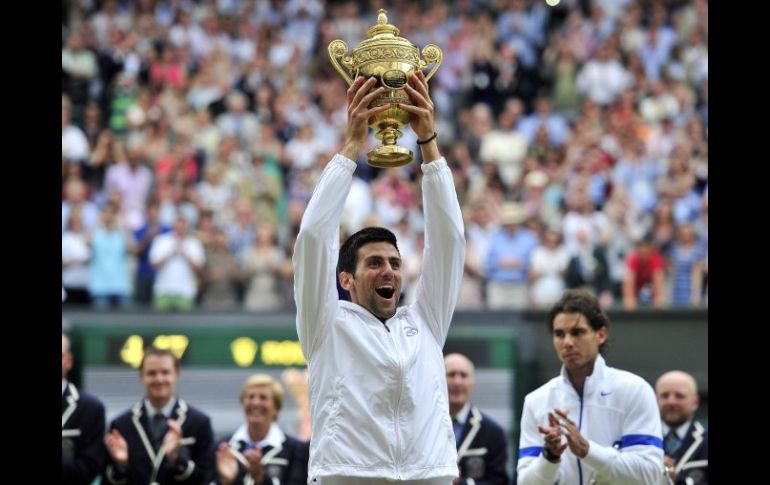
[149,236,172,265]
[185,239,205,266]
[411,158,466,345]
[293,154,356,358]
[516,394,562,485]
[581,381,664,484]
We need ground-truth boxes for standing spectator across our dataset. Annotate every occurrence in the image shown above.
[564,229,613,308]
[133,200,170,306]
[104,141,154,231]
[623,234,667,310]
[224,197,259,263]
[485,202,539,309]
[242,225,288,312]
[150,216,205,311]
[668,223,706,307]
[200,228,239,311]
[89,203,132,310]
[62,211,92,307]
[529,228,568,308]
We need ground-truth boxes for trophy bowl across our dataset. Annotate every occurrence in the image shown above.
[328,9,442,168]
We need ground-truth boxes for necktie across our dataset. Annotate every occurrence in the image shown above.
[452,418,463,447]
[151,414,167,445]
[664,430,682,456]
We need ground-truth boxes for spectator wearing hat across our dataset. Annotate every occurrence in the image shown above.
[484,202,539,309]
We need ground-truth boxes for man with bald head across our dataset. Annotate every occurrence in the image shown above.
[445,353,509,484]
[656,371,708,484]
[62,333,106,484]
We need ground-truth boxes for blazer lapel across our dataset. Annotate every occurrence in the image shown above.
[62,383,80,428]
[131,401,167,481]
[674,421,705,474]
[457,406,483,461]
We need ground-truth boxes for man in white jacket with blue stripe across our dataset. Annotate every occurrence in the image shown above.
[516,289,665,484]
[293,71,466,484]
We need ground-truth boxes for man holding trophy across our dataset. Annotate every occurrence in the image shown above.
[293,11,465,484]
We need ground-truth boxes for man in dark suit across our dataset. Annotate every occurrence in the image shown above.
[656,370,708,485]
[214,374,309,484]
[63,333,106,484]
[103,346,215,484]
[445,353,509,485]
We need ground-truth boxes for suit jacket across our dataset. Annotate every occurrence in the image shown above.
[103,398,215,485]
[669,421,708,485]
[213,423,309,485]
[456,406,509,485]
[62,382,107,485]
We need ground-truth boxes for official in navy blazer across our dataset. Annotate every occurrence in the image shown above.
[445,353,509,485]
[656,371,708,485]
[213,374,309,485]
[63,333,107,484]
[103,346,215,484]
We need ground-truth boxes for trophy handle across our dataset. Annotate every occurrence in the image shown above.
[419,44,443,82]
[328,40,355,87]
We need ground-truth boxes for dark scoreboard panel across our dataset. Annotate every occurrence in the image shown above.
[72,323,517,370]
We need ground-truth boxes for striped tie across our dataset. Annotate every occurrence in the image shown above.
[664,430,682,456]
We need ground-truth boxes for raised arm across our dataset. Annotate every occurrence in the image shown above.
[399,71,465,344]
[293,77,389,358]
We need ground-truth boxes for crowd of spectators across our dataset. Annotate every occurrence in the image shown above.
[62,0,708,311]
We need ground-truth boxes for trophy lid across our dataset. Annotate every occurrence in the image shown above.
[365,9,400,38]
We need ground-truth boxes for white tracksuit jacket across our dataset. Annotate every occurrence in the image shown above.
[293,154,466,481]
[517,355,665,485]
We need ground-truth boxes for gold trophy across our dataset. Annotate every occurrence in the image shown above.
[328,9,442,167]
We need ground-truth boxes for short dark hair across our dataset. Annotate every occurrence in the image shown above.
[140,346,180,371]
[337,227,399,275]
[547,289,610,354]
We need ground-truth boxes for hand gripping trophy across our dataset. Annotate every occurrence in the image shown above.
[328,9,442,167]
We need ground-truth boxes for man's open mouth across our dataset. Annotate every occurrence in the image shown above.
[375,286,395,299]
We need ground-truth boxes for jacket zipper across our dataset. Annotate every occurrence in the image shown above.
[577,390,585,484]
[386,319,403,479]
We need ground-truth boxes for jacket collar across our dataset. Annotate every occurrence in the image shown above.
[662,420,692,440]
[452,402,472,427]
[338,300,407,324]
[229,422,287,469]
[558,354,607,395]
[230,422,286,450]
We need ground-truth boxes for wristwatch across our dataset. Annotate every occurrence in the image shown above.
[543,446,560,463]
